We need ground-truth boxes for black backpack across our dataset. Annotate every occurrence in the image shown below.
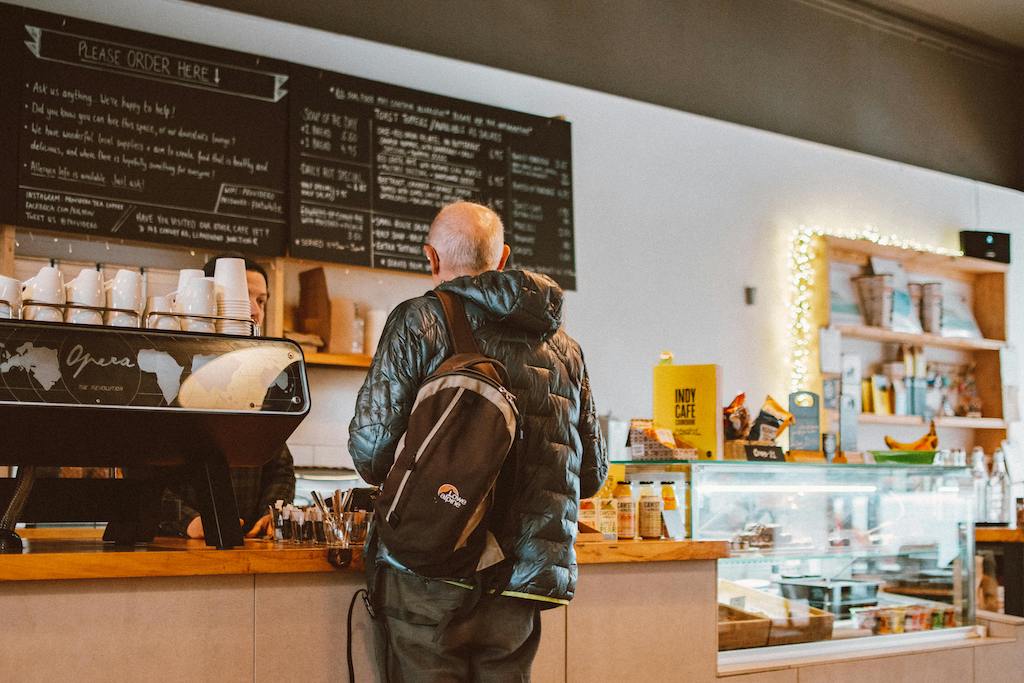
[373,289,522,580]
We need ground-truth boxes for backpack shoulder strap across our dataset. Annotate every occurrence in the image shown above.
[435,289,481,355]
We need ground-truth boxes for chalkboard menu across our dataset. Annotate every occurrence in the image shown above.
[289,66,576,289]
[0,5,577,286]
[0,4,289,255]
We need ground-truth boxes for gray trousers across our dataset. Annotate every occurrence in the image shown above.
[373,565,541,682]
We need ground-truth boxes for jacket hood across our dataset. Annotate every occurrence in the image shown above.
[438,269,563,337]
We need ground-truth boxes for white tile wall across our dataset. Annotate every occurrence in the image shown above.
[287,444,315,468]
[313,445,347,468]
[280,262,431,478]
[286,366,369,472]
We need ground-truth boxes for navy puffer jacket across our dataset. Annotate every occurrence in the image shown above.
[349,269,607,602]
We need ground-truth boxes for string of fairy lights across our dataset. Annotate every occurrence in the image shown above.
[787,225,962,393]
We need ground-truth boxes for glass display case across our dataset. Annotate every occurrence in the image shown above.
[690,462,975,651]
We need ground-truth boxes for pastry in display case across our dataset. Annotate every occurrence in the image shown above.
[690,462,975,650]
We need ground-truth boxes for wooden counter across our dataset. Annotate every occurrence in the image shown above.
[575,538,728,563]
[0,529,728,582]
[976,526,1024,618]
[0,535,338,581]
[976,526,1024,543]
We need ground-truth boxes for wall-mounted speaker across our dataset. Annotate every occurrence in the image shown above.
[959,231,1010,263]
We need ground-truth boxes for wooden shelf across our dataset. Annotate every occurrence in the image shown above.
[856,413,924,426]
[836,324,1005,351]
[824,236,1008,275]
[884,585,953,598]
[818,235,1007,455]
[857,413,1006,430]
[304,352,372,368]
[933,416,1007,429]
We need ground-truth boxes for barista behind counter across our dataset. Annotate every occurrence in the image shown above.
[158,255,295,539]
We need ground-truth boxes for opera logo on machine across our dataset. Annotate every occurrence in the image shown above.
[437,483,467,508]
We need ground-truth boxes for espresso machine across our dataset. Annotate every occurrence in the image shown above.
[0,318,309,550]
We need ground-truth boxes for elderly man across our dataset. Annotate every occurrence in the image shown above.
[349,201,607,680]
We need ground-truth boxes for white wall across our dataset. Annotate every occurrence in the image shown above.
[13,0,1024,469]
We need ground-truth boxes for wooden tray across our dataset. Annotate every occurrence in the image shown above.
[718,603,771,651]
[719,579,834,646]
[724,440,776,460]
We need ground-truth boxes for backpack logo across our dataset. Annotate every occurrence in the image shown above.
[437,483,467,508]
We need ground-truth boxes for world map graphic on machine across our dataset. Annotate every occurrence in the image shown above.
[0,322,307,412]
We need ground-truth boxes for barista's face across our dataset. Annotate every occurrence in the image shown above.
[247,270,269,327]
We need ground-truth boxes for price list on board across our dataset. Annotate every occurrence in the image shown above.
[289,67,575,288]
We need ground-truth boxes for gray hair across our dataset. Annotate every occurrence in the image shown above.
[427,201,505,273]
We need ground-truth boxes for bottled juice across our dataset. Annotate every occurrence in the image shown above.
[661,481,677,538]
[638,481,663,539]
[599,496,618,538]
[596,474,617,537]
[579,497,598,530]
[989,449,1011,524]
[614,481,636,539]
[684,475,692,537]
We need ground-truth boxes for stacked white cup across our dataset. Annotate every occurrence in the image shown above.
[0,275,22,319]
[175,269,205,295]
[146,295,180,331]
[22,266,65,322]
[65,268,104,325]
[105,269,143,327]
[174,275,217,333]
[212,258,251,335]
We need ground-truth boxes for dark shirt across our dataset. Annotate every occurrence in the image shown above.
[158,445,295,536]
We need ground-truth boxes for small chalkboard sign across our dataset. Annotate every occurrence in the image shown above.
[788,391,821,451]
[745,444,786,462]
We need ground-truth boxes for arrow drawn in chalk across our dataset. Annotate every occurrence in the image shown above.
[24,25,41,58]
[110,204,136,233]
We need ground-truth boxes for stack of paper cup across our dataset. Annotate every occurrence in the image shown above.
[908,283,922,327]
[855,274,894,329]
[921,282,943,333]
[213,258,251,335]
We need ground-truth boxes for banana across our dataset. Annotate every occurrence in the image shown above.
[884,420,938,451]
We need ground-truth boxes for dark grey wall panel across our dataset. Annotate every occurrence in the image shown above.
[191,0,1024,189]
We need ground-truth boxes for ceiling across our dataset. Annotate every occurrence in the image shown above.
[188,0,1024,187]
[868,0,1024,50]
